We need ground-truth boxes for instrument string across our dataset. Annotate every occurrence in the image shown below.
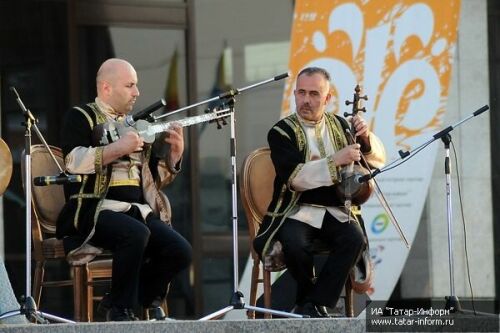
[345,129,410,248]
[342,83,409,246]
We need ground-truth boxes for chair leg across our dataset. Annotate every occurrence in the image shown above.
[247,259,260,319]
[143,307,149,320]
[72,265,84,322]
[86,268,93,322]
[73,265,91,322]
[163,284,170,317]
[345,277,354,317]
[32,261,44,307]
[263,269,272,319]
[160,298,169,318]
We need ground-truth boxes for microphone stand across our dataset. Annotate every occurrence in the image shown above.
[0,88,74,324]
[361,104,489,314]
[156,73,304,320]
[153,73,289,121]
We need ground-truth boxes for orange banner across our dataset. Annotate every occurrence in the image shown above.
[283,0,460,155]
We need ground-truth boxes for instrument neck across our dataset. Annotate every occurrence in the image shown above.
[148,111,226,135]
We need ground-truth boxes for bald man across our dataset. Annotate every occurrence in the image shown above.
[56,58,192,321]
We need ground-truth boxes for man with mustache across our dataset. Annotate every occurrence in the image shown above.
[253,67,385,318]
[57,58,191,321]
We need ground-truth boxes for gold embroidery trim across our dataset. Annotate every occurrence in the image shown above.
[95,147,104,174]
[286,117,306,152]
[89,103,108,125]
[325,114,348,152]
[74,107,94,129]
[91,105,109,196]
[94,147,106,195]
[73,175,88,229]
[109,179,140,187]
[261,194,301,256]
[327,155,340,184]
[272,184,288,215]
[256,184,289,238]
[314,124,327,158]
[70,193,101,200]
[287,163,303,190]
[273,126,290,141]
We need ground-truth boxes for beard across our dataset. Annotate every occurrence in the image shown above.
[297,104,324,122]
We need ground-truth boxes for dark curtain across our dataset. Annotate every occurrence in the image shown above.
[77,26,115,103]
[0,0,71,317]
[0,0,114,319]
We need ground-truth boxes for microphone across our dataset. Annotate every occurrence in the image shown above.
[473,104,489,116]
[218,72,289,100]
[355,168,381,183]
[125,99,166,126]
[34,174,82,186]
[273,72,289,81]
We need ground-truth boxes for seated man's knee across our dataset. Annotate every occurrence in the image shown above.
[338,223,365,253]
[160,237,192,270]
[129,223,151,248]
[282,239,311,260]
[349,226,365,252]
[177,242,192,270]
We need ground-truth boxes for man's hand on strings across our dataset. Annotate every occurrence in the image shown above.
[164,123,184,166]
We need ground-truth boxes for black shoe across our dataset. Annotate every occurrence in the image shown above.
[316,305,334,318]
[300,302,331,318]
[147,306,167,320]
[143,296,170,321]
[97,292,112,316]
[106,306,139,321]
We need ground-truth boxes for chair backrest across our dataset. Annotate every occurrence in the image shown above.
[22,144,66,235]
[0,138,12,196]
[240,147,275,251]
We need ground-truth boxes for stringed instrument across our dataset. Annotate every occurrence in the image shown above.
[335,85,374,206]
[92,108,231,146]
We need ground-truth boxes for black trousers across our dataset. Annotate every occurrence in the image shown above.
[90,207,192,309]
[276,212,364,308]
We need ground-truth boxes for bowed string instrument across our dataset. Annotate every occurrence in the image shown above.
[336,84,374,214]
[337,84,410,247]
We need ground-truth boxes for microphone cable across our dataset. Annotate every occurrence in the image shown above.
[451,139,477,315]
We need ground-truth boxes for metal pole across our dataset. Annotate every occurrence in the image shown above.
[444,144,455,297]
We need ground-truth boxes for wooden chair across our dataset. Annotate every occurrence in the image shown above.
[239,147,354,319]
[22,144,112,322]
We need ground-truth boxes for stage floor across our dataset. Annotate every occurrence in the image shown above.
[0,317,365,333]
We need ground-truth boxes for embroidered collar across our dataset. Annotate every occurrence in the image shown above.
[95,97,125,120]
[297,113,325,128]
